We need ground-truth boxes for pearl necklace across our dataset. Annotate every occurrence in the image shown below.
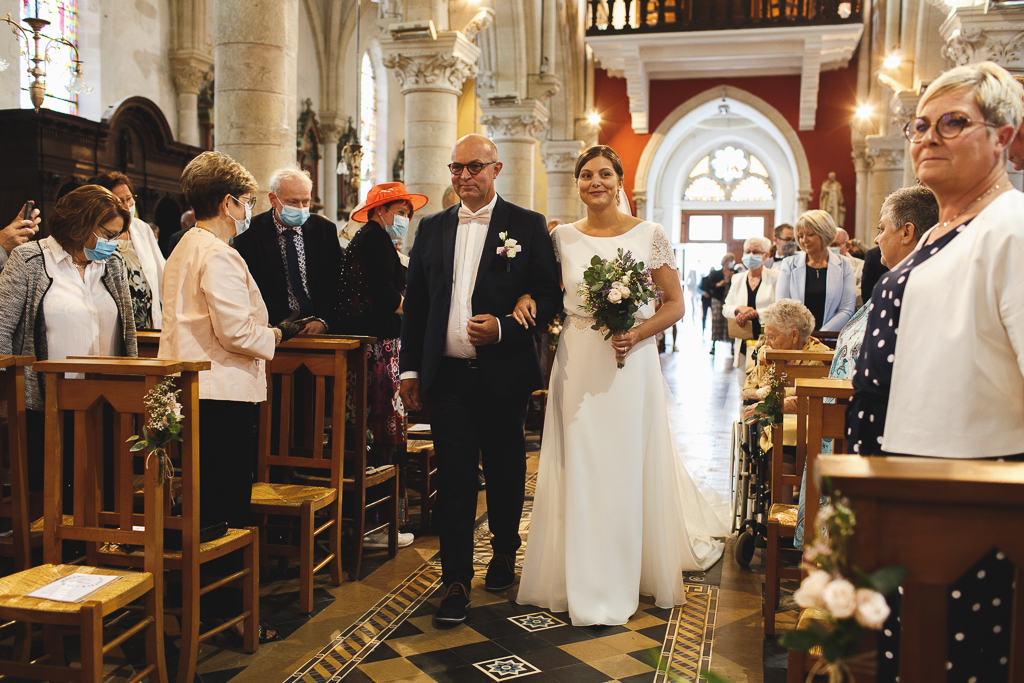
[942,183,1001,229]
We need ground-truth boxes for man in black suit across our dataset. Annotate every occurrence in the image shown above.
[234,167,342,333]
[400,134,561,624]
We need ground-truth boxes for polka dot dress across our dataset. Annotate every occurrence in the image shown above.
[846,223,968,455]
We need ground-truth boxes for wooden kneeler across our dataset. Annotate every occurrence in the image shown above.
[0,357,175,683]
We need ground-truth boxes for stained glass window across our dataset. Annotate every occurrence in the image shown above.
[749,155,769,177]
[19,0,79,114]
[689,156,710,178]
[359,51,377,202]
[730,176,774,201]
[684,177,725,202]
[711,146,747,182]
[684,145,772,203]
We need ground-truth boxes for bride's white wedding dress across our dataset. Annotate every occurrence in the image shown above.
[517,221,728,626]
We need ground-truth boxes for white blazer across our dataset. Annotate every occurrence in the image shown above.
[774,251,856,331]
[128,217,166,329]
[723,267,779,320]
[884,190,1024,457]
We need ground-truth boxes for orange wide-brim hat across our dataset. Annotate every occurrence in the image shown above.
[351,182,429,223]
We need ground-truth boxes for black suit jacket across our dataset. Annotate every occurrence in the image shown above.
[861,246,888,303]
[233,210,343,330]
[400,196,562,398]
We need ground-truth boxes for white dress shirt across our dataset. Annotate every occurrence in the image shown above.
[41,237,120,377]
[444,193,500,358]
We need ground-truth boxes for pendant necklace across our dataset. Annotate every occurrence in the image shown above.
[942,183,1001,229]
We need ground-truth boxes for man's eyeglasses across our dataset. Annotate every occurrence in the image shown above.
[231,194,257,209]
[903,112,1000,143]
[448,161,497,177]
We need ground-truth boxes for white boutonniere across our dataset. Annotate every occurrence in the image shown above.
[496,231,521,272]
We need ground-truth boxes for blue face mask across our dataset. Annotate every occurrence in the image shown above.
[828,246,842,255]
[85,233,118,261]
[384,209,410,241]
[742,253,765,271]
[279,204,309,227]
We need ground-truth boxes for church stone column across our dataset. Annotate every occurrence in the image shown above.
[480,99,549,210]
[382,31,479,246]
[169,61,210,147]
[851,149,870,243]
[213,0,298,213]
[864,134,905,237]
[542,140,584,222]
[320,115,344,224]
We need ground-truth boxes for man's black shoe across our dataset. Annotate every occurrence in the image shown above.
[435,582,470,624]
[485,553,516,592]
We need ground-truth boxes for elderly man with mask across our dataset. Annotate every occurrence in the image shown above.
[234,166,343,334]
[829,227,865,306]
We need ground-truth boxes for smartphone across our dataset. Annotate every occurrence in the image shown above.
[23,201,34,221]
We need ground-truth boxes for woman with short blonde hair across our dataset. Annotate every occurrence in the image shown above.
[774,209,856,331]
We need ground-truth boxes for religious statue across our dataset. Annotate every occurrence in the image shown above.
[819,171,846,228]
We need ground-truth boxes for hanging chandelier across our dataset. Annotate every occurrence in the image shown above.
[0,9,91,112]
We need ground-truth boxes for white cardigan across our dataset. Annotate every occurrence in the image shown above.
[723,267,779,320]
[128,217,166,329]
[884,190,1024,457]
[774,251,857,331]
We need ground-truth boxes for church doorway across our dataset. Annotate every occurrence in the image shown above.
[680,209,774,278]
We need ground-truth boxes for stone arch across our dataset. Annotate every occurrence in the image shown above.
[633,86,812,238]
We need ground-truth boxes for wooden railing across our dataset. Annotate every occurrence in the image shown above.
[586,0,862,35]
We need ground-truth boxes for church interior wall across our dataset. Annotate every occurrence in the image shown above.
[297,3,322,114]
[595,61,860,232]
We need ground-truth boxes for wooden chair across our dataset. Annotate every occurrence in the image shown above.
[406,440,436,534]
[814,456,1024,682]
[251,336,359,613]
[0,357,176,683]
[92,358,260,683]
[338,336,399,579]
[0,355,35,574]
[767,378,852,641]
[761,349,834,636]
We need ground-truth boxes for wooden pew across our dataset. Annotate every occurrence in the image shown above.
[817,455,1024,682]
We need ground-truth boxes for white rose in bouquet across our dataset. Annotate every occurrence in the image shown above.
[607,289,623,304]
[793,569,830,609]
[615,283,631,298]
[823,578,858,619]
[854,588,890,628]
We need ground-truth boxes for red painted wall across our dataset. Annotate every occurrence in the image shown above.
[595,56,860,231]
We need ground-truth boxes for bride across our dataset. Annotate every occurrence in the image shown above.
[513,145,727,626]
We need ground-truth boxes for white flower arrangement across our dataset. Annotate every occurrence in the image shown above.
[496,232,521,272]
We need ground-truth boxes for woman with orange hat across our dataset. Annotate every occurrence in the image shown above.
[341,182,428,548]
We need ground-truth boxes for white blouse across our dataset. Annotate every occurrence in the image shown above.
[41,236,120,372]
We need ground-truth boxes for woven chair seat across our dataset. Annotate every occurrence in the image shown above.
[133,474,182,500]
[0,515,73,544]
[99,527,252,561]
[250,482,336,510]
[769,503,799,527]
[796,607,830,658]
[0,564,151,615]
[406,440,433,454]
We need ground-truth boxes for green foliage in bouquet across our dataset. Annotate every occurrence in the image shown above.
[126,377,182,485]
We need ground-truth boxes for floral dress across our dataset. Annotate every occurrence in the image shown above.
[117,239,154,330]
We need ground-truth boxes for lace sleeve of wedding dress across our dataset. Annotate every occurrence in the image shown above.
[551,229,561,263]
[649,224,676,270]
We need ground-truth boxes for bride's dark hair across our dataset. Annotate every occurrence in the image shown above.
[574,145,624,180]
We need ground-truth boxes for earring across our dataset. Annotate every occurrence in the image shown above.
[901,240,908,245]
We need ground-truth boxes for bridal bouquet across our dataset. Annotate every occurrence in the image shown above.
[576,248,661,368]
[780,481,906,682]
[126,377,182,486]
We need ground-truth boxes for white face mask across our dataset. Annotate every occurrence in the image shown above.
[231,196,252,236]
[828,246,842,255]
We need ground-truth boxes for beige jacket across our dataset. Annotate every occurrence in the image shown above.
[158,228,275,402]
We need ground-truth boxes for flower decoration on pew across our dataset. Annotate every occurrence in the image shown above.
[126,377,183,486]
[576,248,662,368]
[547,316,563,351]
[781,479,906,682]
[745,364,787,428]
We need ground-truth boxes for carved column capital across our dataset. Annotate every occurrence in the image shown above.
[865,134,905,172]
[320,114,346,145]
[941,6,1024,70]
[169,55,212,95]
[381,31,481,96]
[480,99,550,143]
[541,140,584,174]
